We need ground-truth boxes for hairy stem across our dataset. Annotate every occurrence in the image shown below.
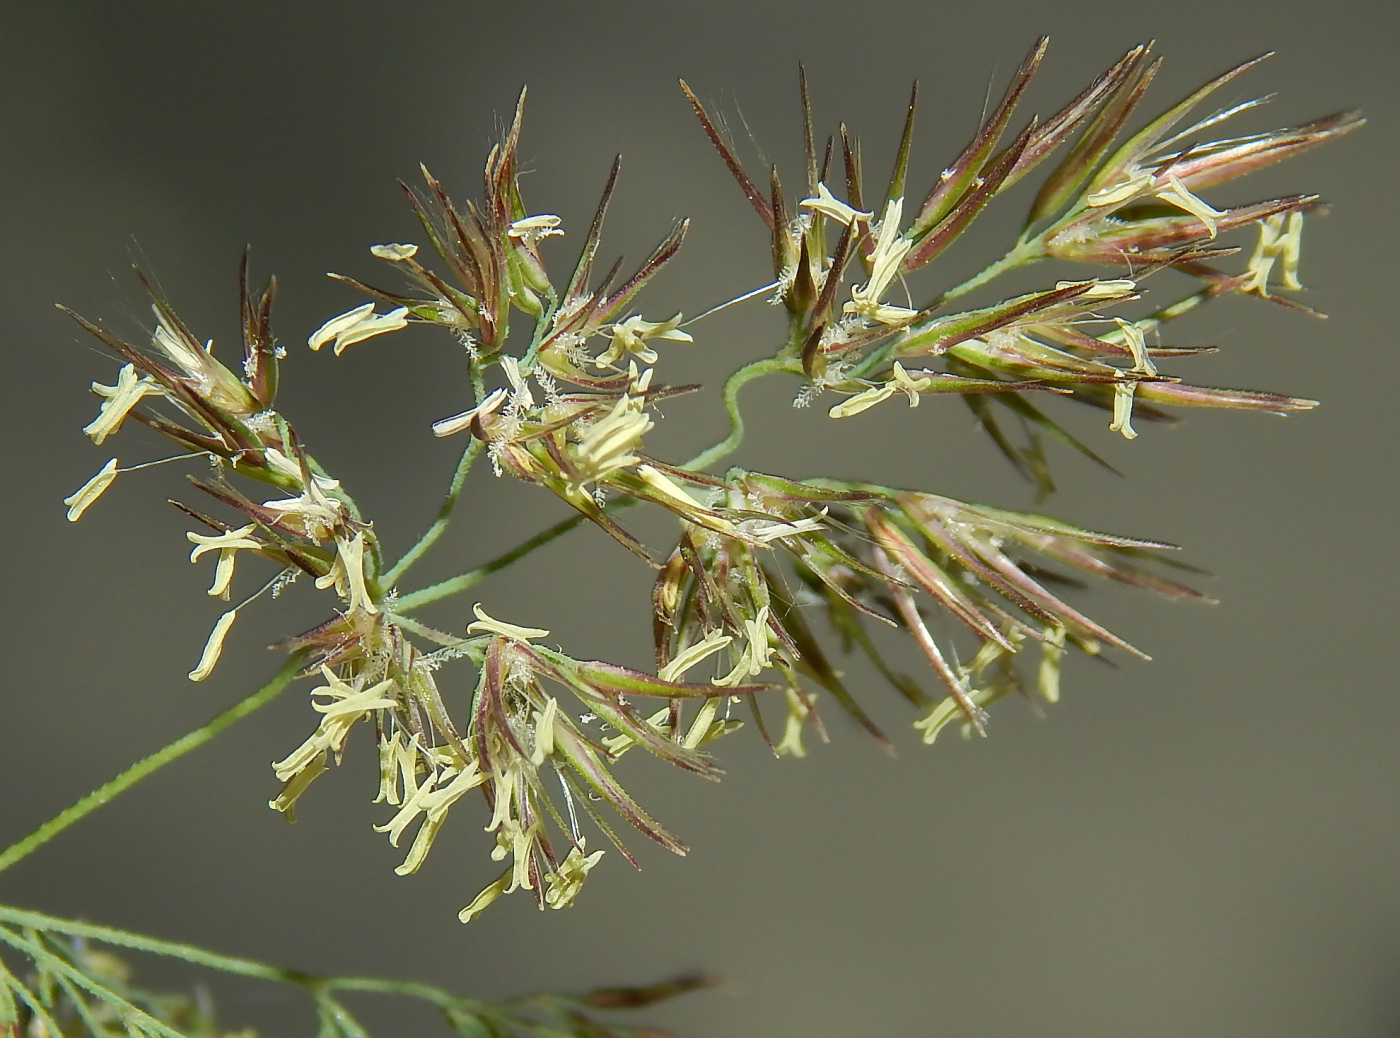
[0,656,302,875]
[0,903,493,1013]
[682,356,790,472]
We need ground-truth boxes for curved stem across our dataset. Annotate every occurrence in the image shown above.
[394,354,795,615]
[0,656,302,875]
[682,356,790,472]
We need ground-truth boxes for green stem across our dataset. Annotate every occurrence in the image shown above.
[381,437,485,588]
[380,359,487,589]
[0,904,700,1031]
[934,236,1043,306]
[0,906,293,981]
[0,927,187,1038]
[0,656,302,875]
[393,513,586,613]
[0,904,489,1010]
[314,992,373,1038]
[682,356,790,472]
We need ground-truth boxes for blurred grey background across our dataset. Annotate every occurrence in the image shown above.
[2,2,1397,1035]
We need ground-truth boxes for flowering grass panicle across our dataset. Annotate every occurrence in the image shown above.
[56,41,1356,931]
[20,35,1362,1038]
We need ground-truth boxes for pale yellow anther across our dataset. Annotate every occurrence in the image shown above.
[486,763,518,834]
[374,731,408,805]
[829,363,931,418]
[713,607,773,687]
[1112,318,1156,377]
[262,477,346,540]
[1243,211,1305,295]
[501,355,531,401]
[1055,278,1137,299]
[508,821,539,892]
[189,609,238,682]
[828,384,895,419]
[390,760,485,876]
[658,629,734,682]
[507,214,564,248]
[544,841,605,909]
[889,363,928,406]
[336,531,379,616]
[530,697,559,765]
[1109,381,1139,440]
[798,181,873,226]
[1038,625,1068,704]
[1085,171,1153,207]
[571,380,654,489]
[844,197,919,325]
[63,458,119,522]
[432,387,509,438]
[262,448,302,481]
[595,314,692,369]
[1276,211,1304,290]
[682,696,722,749]
[369,243,419,261]
[314,552,346,596]
[1155,173,1224,238]
[468,604,550,642]
[271,670,398,781]
[308,303,410,354]
[636,464,698,508]
[459,871,511,923]
[743,509,827,544]
[187,524,262,599]
[84,364,164,444]
[775,687,815,758]
[374,764,439,847]
[634,466,734,534]
[267,754,328,818]
[311,679,397,721]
